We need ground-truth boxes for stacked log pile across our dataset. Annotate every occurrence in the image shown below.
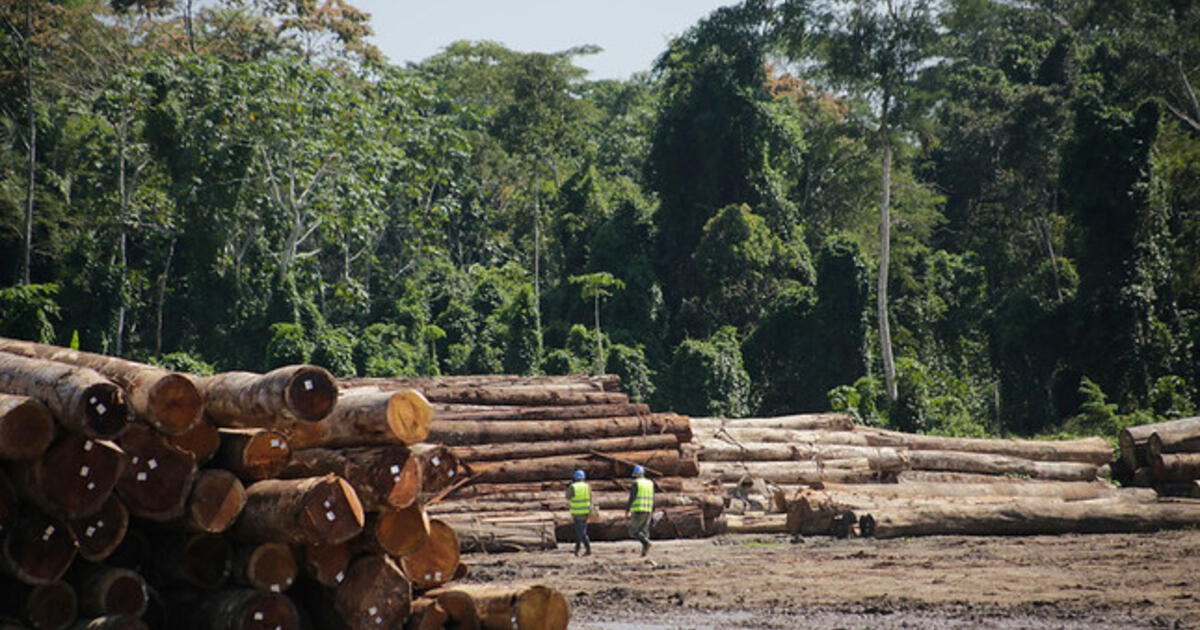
[0,338,569,630]
[1117,416,1200,496]
[694,414,1200,538]
[342,375,721,549]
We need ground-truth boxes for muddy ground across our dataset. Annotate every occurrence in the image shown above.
[463,530,1200,629]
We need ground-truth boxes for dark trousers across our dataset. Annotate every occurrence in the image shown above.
[572,515,591,553]
[628,511,651,547]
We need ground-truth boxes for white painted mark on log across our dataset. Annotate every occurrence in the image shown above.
[137,472,147,482]
[148,458,158,470]
[390,465,400,474]
[393,476,401,483]
[84,440,94,451]
[431,457,441,466]
[132,456,139,465]
[85,526,96,538]
[97,520,104,528]
[434,571,442,581]
[324,500,332,508]
[270,584,281,592]
[335,571,345,583]
[368,607,377,616]
[86,482,95,490]
[90,397,98,405]
[270,438,280,448]
[42,525,55,541]
[326,511,336,521]
[448,470,456,477]
[375,616,383,624]
[79,465,90,477]
[95,403,106,415]
[254,612,264,621]
[304,380,313,391]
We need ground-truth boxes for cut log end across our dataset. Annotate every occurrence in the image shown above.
[371,504,431,557]
[515,585,570,630]
[201,590,299,630]
[81,382,130,439]
[116,425,197,522]
[300,476,365,545]
[68,494,130,562]
[180,533,234,589]
[335,555,413,630]
[0,394,55,460]
[27,581,79,630]
[387,389,433,445]
[301,541,351,587]
[186,469,247,534]
[399,519,460,590]
[241,542,297,593]
[80,568,148,618]
[285,366,338,422]
[166,418,220,464]
[3,511,77,585]
[145,372,203,435]
[36,435,127,519]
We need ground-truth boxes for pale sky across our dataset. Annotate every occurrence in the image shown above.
[350,0,739,80]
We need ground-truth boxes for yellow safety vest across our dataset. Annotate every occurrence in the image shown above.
[632,477,654,513]
[569,481,591,516]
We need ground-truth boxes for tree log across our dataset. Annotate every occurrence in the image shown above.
[0,337,203,435]
[1147,418,1200,460]
[428,413,691,446]
[422,589,479,630]
[434,403,651,422]
[864,496,1200,538]
[234,475,364,545]
[428,491,725,522]
[276,389,432,449]
[2,510,77,584]
[1152,452,1200,482]
[699,460,878,484]
[0,352,128,439]
[820,480,1118,500]
[406,599,449,630]
[233,542,296,593]
[214,428,291,481]
[419,388,627,407]
[412,444,463,495]
[115,424,196,521]
[859,428,1112,465]
[352,504,431,558]
[193,589,299,630]
[555,504,708,541]
[67,494,129,562]
[712,414,855,432]
[155,532,233,589]
[723,513,789,534]
[69,565,147,618]
[905,450,1098,481]
[448,519,558,553]
[451,434,679,462]
[335,555,412,630]
[177,469,246,534]
[0,579,77,630]
[442,477,711,500]
[466,449,698,484]
[400,519,460,590]
[280,445,421,511]
[199,365,337,426]
[165,416,221,464]
[300,541,351,588]
[697,440,908,471]
[0,470,15,532]
[1120,416,1200,468]
[0,393,54,460]
[426,584,568,630]
[69,616,147,630]
[17,434,127,519]
[341,373,620,391]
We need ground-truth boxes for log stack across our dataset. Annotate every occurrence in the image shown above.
[693,414,1200,538]
[0,340,571,630]
[342,375,722,549]
[1117,416,1200,497]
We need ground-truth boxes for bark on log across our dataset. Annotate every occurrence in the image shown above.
[233,475,364,545]
[334,555,412,630]
[233,542,296,593]
[423,589,479,630]
[17,434,127,519]
[819,480,1117,501]
[428,413,692,446]
[1147,419,1200,460]
[426,584,568,630]
[896,470,1064,484]
[697,440,908,471]
[858,428,1112,465]
[1152,452,1200,482]
[0,352,129,439]
[193,589,299,630]
[277,389,432,449]
[213,429,291,481]
[0,579,77,630]
[420,388,626,407]
[352,504,430,558]
[400,519,460,590]
[714,414,856,432]
[699,460,878,484]
[199,365,338,426]
[177,469,246,534]
[280,445,421,511]
[1119,417,1200,469]
[70,565,147,618]
[0,470,15,532]
[300,541,351,588]
[467,449,698,484]
[0,337,204,435]
[0,393,54,460]
[69,617,147,630]
[864,496,1200,538]
[693,427,874,446]
[68,494,129,562]
[723,513,789,534]
[442,477,711,500]
[905,450,1098,481]
[452,434,679,462]
[2,510,77,584]
[439,518,558,553]
[428,491,725,522]
[165,416,221,464]
[413,444,464,496]
[434,403,651,422]
[407,599,449,630]
[155,532,233,589]
[555,504,708,542]
[341,373,620,391]
[115,424,196,521]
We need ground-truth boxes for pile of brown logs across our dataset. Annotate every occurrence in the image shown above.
[1116,416,1200,496]
[693,413,1200,538]
[0,337,569,630]
[340,375,723,550]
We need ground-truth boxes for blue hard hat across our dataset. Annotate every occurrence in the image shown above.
[573,470,586,481]
[632,465,645,477]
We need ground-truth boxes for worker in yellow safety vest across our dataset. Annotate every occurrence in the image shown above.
[625,465,654,556]
[566,469,592,556]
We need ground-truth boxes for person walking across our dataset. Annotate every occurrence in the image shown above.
[626,464,654,556]
[566,469,592,556]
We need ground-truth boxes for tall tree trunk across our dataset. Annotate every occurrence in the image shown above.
[878,111,897,402]
[155,238,174,357]
[593,293,602,375]
[21,2,35,286]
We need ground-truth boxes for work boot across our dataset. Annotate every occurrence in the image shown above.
[640,540,651,557]
[573,544,580,557]
[583,547,591,557]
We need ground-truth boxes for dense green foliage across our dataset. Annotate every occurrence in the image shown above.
[2,0,1198,441]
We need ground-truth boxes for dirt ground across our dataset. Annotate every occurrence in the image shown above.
[463,530,1200,629]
